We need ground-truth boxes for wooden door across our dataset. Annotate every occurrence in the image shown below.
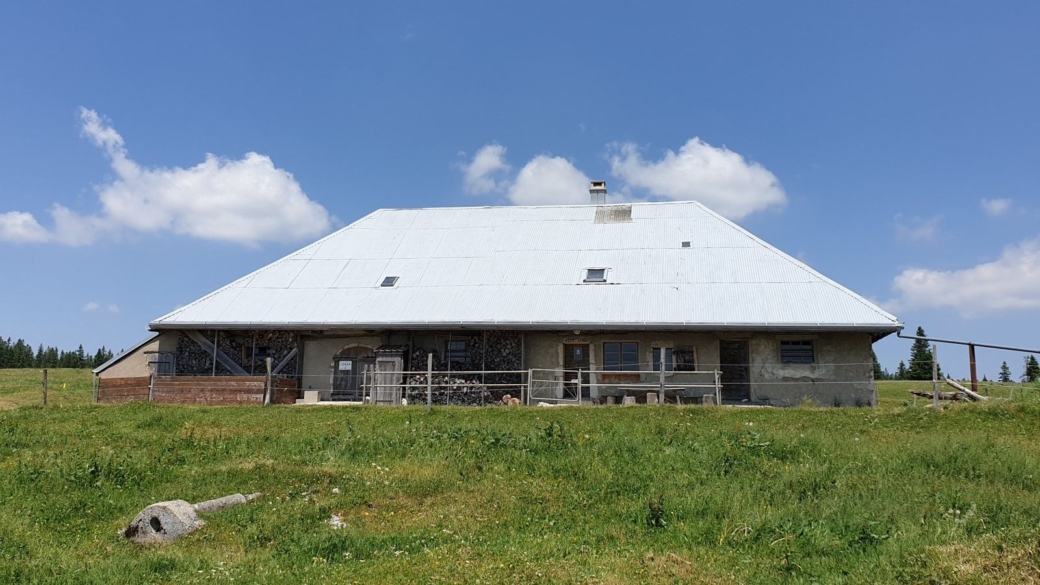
[563,344,591,399]
[718,340,751,402]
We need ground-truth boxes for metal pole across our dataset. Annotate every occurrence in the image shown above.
[427,353,433,413]
[42,368,48,406]
[658,352,665,406]
[968,343,979,395]
[932,344,939,411]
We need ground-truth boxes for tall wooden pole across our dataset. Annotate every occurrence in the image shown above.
[42,369,48,406]
[968,343,979,395]
[264,357,273,406]
[932,344,939,411]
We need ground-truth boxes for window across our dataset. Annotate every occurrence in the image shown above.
[380,276,399,287]
[780,340,814,364]
[445,339,470,363]
[603,342,639,371]
[652,347,674,372]
[584,268,607,283]
[674,347,696,372]
[681,241,691,248]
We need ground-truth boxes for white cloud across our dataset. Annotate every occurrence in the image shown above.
[454,137,786,215]
[887,237,1040,317]
[607,138,786,219]
[0,108,333,246]
[83,301,120,314]
[508,155,591,206]
[458,144,511,195]
[894,214,941,242]
[0,211,50,243]
[980,198,1012,217]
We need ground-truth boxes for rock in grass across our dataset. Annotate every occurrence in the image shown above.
[124,500,204,544]
[124,493,261,544]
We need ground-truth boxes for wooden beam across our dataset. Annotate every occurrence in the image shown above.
[945,377,988,401]
[271,348,298,375]
[184,330,249,376]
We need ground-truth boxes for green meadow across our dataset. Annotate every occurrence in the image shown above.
[1,369,1039,583]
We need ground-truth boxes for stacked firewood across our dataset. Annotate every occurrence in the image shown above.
[176,332,215,375]
[175,330,298,376]
[403,375,524,406]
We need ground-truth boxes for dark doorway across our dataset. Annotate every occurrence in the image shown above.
[332,347,375,401]
[563,344,591,399]
[718,340,751,402]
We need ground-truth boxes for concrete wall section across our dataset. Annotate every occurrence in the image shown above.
[300,333,383,399]
[97,331,178,379]
[748,332,874,407]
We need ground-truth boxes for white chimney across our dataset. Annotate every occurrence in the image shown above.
[589,180,607,205]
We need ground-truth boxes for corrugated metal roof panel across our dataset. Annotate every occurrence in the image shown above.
[151,201,901,331]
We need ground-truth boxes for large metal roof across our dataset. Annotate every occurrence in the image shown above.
[150,201,901,333]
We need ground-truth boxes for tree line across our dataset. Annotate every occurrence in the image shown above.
[874,326,1040,383]
[0,337,115,369]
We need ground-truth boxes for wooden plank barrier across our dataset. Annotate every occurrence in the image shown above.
[98,376,299,405]
[97,376,151,404]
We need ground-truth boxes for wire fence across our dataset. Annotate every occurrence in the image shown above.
[117,357,1040,407]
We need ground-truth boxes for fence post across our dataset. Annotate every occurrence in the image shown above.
[932,344,939,411]
[715,370,721,406]
[427,353,433,413]
[658,353,665,406]
[264,357,273,406]
[525,369,532,406]
[577,369,582,405]
[968,343,980,396]
[42,369,48,406]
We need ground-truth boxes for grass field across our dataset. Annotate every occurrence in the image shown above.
[2,369,1040,583]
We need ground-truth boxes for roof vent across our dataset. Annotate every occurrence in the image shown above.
[594,205,632,224]
[380,276,399,288]
[589,180,607,205]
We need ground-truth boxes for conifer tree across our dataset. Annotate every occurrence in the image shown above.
[872,349,884,380]
[907,326,941,380]
[999,361,1012,383]
[1024,355,1040,384]
[896,361,908,380]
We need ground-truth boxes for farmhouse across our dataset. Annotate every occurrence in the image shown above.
[96,183,901,406]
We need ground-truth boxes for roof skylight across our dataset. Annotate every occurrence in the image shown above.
[583,268,607,283]
[380,276,399,287]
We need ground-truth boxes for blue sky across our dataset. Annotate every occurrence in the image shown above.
[1,1,1038,377]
